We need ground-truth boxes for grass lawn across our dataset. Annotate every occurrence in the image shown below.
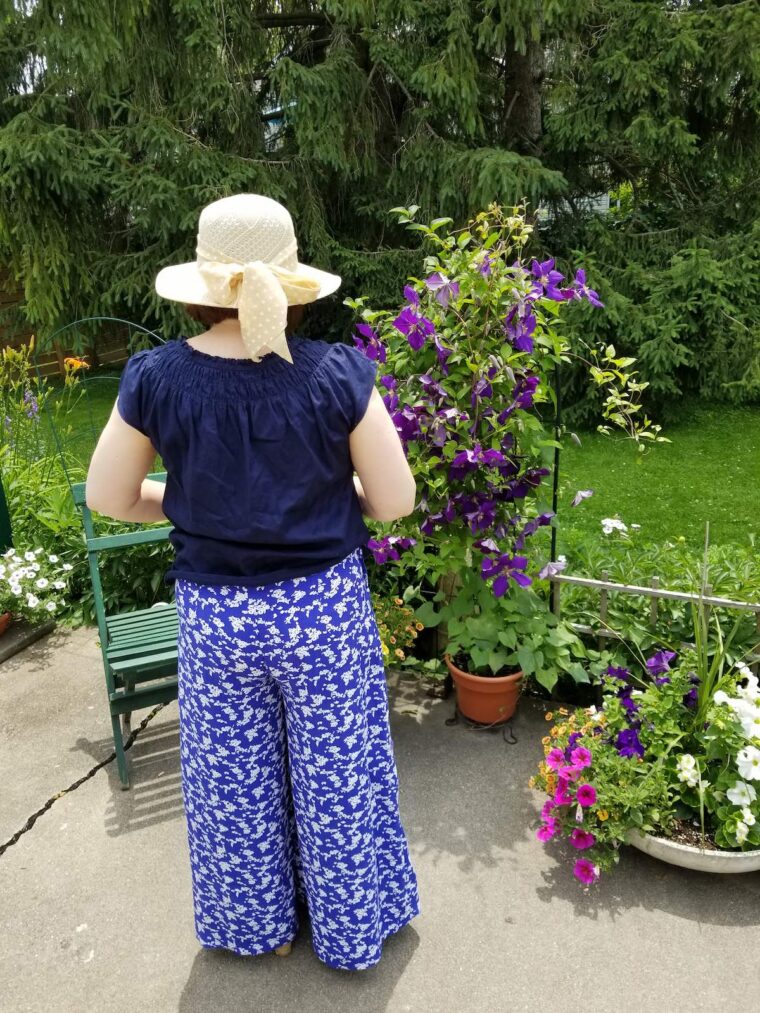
[558,398,760,551]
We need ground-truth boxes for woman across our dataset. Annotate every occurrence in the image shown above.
[86,193,421,971]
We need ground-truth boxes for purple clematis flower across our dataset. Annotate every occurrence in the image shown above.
[479,253,494,277]
[366,535,417,565]
[571,489,594,507]
[562,269,604,308]
[380,374,397,391]
[353,322,387,364]
[471,375,493,407]
[433,334,454,375]
[503,306,537,354]
[392,306,436,351]
[425,271,460,309]
[538,557,567,580]
[530,258,566,301]
[405,283,423,305]
[481,553,532,596]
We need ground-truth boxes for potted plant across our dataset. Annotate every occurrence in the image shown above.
[0,546,74,631]
[531,553,760,883]
[351,202,664,718]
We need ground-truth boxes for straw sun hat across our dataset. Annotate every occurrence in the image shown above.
[155,194,342,364]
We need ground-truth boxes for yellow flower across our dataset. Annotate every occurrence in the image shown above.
[550,727,560,738]
[381,641,389,657]
[558,708,569,716]
[541,736,551,746]
[597,810,609,822]
[64,356,90,370]
[394,597,403,605]
[394,648,405,659]
[390,635,396,644]
[415,622,424,631]
[528,777,537,789]
[544,711,554,722]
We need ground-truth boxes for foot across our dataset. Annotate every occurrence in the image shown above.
[273,940,293,957]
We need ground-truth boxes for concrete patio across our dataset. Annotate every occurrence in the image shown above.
[1,623,759,1013]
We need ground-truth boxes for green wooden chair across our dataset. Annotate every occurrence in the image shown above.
[71,471,179,790]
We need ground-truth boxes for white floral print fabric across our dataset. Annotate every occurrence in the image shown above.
[174,546,421,970]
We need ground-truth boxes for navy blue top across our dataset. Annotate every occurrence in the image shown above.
[116,334,379,587]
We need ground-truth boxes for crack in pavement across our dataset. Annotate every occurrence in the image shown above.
[0,702,168,858]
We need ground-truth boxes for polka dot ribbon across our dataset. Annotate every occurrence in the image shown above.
[196,249,322,363]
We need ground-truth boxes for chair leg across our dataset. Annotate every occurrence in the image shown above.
[111,711,131,790]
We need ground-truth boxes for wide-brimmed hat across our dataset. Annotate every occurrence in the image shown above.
[155,193,342,364]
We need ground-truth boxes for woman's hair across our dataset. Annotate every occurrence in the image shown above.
[184,302,306,332]
[184,304,238,327]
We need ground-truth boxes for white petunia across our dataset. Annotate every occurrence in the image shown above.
[53,580,65,590]
[737,746,760,781]
[714,690,730,706]
[62,563,73,571]
[737,673,760,704]
[26,593,39,608]
[736,821,749,844]
[727,780,757,806]
[35,578,48,589]
[4,548,16,557]
[741,807,756,828]
[10,584,22,596]
[24,551,36,562]
[30,562,40,572]
[677,754,700,787]
[48,554,59,563]
[45,601,57,613]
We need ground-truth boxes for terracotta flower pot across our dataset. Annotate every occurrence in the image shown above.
[444,652,523,725]
[0,611,12,636]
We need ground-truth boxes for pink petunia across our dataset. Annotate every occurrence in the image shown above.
[541,799,556,820]
[570,746,593,770]
[559,764,583,782]
[573,858,600,885]
[553,785,573,806]
[569,828,596,850]
[545,748,566,771]
[576,783,597,807]
[536,818,560,842]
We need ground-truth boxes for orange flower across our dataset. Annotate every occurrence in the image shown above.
[64,356,90,370]
[394,597,403,605]
[415,622,424,631]
[558,708,569,716]
[390,635,396,644]
[394,648,404,658]
[541,736,551,746]
[550,727,561,738]
[544,711,554,722]
[545,773,557,794]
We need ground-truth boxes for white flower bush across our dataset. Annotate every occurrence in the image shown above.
[601,517,628,536]
[0,547,73,623]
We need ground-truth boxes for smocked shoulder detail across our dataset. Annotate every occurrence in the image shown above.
[145,335,337,401]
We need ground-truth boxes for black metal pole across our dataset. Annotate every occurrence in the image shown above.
[550,360,561,611]
[0,473,12,551]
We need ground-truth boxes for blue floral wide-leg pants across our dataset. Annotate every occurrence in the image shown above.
[174,546,421,971]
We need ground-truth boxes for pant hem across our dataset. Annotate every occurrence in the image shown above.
[314,899,422,972]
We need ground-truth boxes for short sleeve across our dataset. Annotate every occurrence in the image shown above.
[327,342,379,431]
[116,350,151,436]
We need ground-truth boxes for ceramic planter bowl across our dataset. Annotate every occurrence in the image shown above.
[627,829,760,873]
[443,652,523,725]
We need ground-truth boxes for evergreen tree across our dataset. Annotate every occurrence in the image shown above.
[0,1,757,405]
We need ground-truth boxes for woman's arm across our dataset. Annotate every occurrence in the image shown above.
[86,401,168,523]
[350,388,416,522]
